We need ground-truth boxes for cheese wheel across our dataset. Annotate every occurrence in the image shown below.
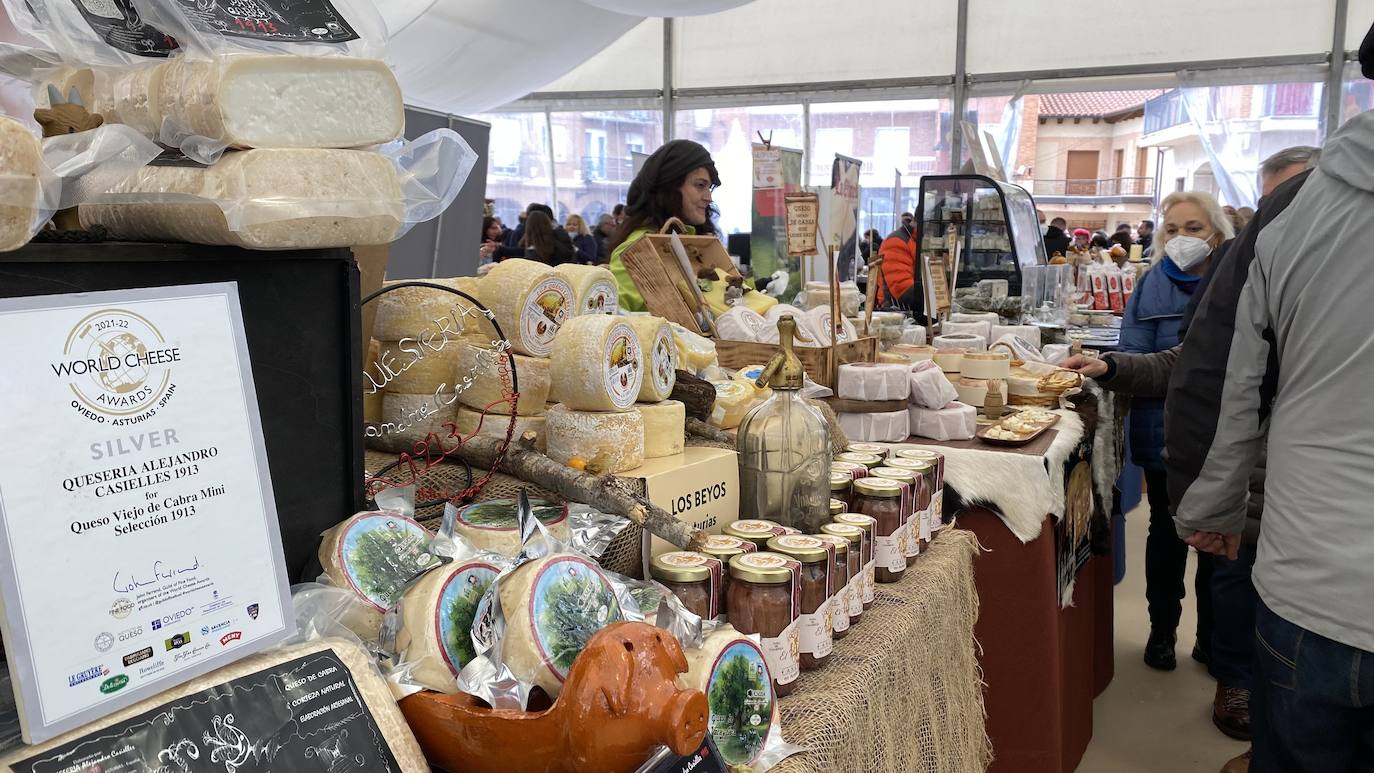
[371,393,457,453]
[678,626,777,769]
[941,320,992,342]
[933,333,987,352]
[498,554,624,698]
[378,338,465,395]
[838,410,910,443]
[452,339,551,415]
[453,407,547,452]
[476,259,574,356]
[624,315,678,402]
[452,498,571,556]
[319,511,438,638]
[932,350,964,373]
[894,344,936,362]
[673,325,719,372]
[395,560,501,692]
[548,315,644,411]
[373,278,473,342]
[92,62,165,138]
[0,116,45,252]
[363,338,384,423]
[637,400,686,458]
[954,377,1008,407]
[555,263,619,315]
[714,306,772,343]
[709,380,755,430]
[545,404,645,473]
[960,351,1012,380]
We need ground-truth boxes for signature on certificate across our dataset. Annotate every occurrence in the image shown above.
[111,556,202,593]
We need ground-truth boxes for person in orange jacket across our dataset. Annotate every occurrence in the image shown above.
[876,221,924,320]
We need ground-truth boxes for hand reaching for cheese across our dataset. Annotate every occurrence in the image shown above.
[1061,355,1109,379]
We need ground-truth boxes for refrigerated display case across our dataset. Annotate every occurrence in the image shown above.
[915,175,1046,295]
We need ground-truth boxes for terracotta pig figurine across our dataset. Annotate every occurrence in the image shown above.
[399,621,709,773]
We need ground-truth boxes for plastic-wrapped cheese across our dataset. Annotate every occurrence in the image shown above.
[92,62,164,138]
[555,263,619,315]
[765,304,820,344]
[909,361,960,409]
[371,394,457,453]
[932,333,987,352]
[991,324,1042,348]
[715,306,772,343]
[453,340,551,415]
[395,560,501,692]
[379,338,464,395]
[672,324,719,373]
[0,640,429,772]
[498,553,624,698]
[624,315,678,402]
[637,400,686,458]
[679,625,777,769]
[453,407,547,451]
[909,402,977,441]
[805,305,859,346]
[709,380,755,430]
[1042,343,1071,365]
[838,410,910,443]
[373,277,473,342]
[452,498,570,556]
[548,315,643,411]
[960,351,1012,380]
[837,363,911,401]
[319,511,438,638]
[0,116,47,252]
[941,320,992,342]
[476,259,574,357]
[545,404,645,473]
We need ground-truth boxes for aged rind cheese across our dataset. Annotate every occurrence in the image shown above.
[378,338,464,396]
[637,400,686,458]
[395,560,501,692]
[0,640,429,772]
[319,511,439,638]
[960,351,1012,380]
[79,148,404,249]
[0,116,45,253]
[452,498,570,556]
[554,263,619,315]
[548,315,643,412]
[708,380,755,430]
[498,553,624,698]
[678,626,777,769]
[624,315,677,403]
[372,393,457,454]
[545,404,645,473]
[451,339,551,416]
[373,278,473,342]
[453,407,547,452]
[476,259,574,357]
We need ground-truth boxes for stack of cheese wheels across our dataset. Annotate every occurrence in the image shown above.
[932,349,965,384]
[623,315,678,403]
[453,337,552,416]
[960,351,1012,380]
[0,115,45,252]
[555,263,619,315]
[318,511,438,639]
[636,400,686,458]
[545,315,647,473]
[394,559,501,692]
[679,625,777,770]
[452,407,547,452]
[476,258,574,357]
[546,404,645,473]
[498,553,624,698]
[451,498,572,556]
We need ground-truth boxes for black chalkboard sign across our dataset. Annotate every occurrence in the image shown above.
[175,0,359,43]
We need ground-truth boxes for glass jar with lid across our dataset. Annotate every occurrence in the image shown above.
[829,498,845,517]
[650,551,722,620]
[723,519,786,551]
[700,534,756,615]
[831,460,869,480]
[854,478,906,583]
[766,535,834,669]
[821,523,865,624]
[727,552,801,696]
[835,451,884,471]
[872,467,919,567]
[896,449,945,526]
[812,533,853,637]
[833,513,877,609]
[830,472,854,512]
[888,457,935,548]
[845,442,889,458]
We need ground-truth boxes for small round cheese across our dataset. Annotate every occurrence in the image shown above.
[555,263,619,315]
[637,400,686,458]
[678,625,777,769]
[932,350,964,373]
[319,511,438,638]
[452,407,547,452]
[499,553,624,698]
[452,339,551,416]
[960,351,1011,380]
[545,404,645,473]
[954,377,1008,407]
[476,259,574,356]
[452,497,571,556]
[378,337,464,395]
[709,380,755,430]
[624,316,678,403]
[373,277,473,341]
[549,315,644,411]
[395,559,500,692]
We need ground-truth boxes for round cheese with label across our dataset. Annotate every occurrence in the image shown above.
[498,553,624,698]
[624,315,677,403]
[555,263,619,315]
[636,400,686,458]
[452,339,551,416]
[548,315,644,411]
[679,625,777,769]
[545,404,645,473]
[476,259,573,356]
[319,512,438,638]
[708,380,755,430]
[395,560,500,692]
[452,498,571,556]
[452,407,546,452]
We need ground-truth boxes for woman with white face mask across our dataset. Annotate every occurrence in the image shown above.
[1120,190,1235,674]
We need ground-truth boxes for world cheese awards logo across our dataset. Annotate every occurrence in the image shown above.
[54,308,179,424]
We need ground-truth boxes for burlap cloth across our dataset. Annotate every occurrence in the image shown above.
[774,529,990,773]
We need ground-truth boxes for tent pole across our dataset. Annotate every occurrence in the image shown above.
[950,0,969,172]
[664,18,676,141]
[544,109,558,211]
[1323,0,1349,138]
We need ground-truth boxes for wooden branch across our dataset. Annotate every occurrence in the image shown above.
[454,432,706,551]
[685,417,732,445]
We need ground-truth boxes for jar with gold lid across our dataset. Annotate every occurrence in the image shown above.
[699,534,757,616]
[812,533,853,637]
[723,519,787,551]
[833,513,877,609]
[871,466,919,567]
[766,535,834,669]
[888,457,935,548]
[821,523,865,624]
[727,552,801,696]
[650,551,721,620]
[855,478,906,583]
[835,451,884,471]
[830,472,854,512]
[845,442,889,458]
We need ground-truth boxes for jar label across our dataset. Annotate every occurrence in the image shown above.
[903,514,919,560]
[761,617,801,687]
[933,489,945,526]
[876,533,904,573]
[830,592,850,633]
[846,577,863,618]
[864,564,876,604]
[920,506,933,542]
[799,604,834,658]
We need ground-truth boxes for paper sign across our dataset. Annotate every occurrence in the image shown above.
[784,192,820,257]
[636,447,740,572]
[923,255,952,321]
[0,283,294,743]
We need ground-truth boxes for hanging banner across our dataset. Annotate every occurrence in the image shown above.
[751,144,804,302]
[783,192,819,257]
[829,154,862,282]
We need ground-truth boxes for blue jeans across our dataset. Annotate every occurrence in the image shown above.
[1252,600,1374,772]
[1209,543,1258,690]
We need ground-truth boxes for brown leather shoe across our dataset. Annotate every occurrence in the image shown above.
[1220,748,1251,773]
[1213,685,1251,741]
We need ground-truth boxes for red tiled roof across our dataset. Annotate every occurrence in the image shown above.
[1037,90,1167,118]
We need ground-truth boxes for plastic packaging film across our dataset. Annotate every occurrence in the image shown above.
[0,115,60,252]
[135,0,390,61]
[940,320,991,342]
[1,0,178,66]
[932,333,987,352]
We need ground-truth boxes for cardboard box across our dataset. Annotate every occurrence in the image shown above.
[618,447,740,574]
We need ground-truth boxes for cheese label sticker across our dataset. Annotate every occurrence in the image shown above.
[603,324,642,410]
[436,562,500,674]
[529,556,623,683]
[174,0,362,44]
[338,514,436,610]
[650,326,677,398]
[706,640,775,768]
[456,498,568,532]
[583,280,619,315]
[519,278,572,356]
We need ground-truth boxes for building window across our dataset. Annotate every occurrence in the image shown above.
[585,129,608,180]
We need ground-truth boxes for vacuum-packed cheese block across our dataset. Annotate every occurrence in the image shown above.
[395,560,501,692]
[545,404,645,473]
[453,407,547,451]
[837,363,910,402]
[959,351,1012,380]
[624,315,678,403]
[373,278,473,342]
[498,553,624,698]
[452,340,551,416]
[678,626,777,770]
[0,116,45,253]
[0,640,428,772]
[476,259,574,357]
[708,380,754,430]
[158,55,403,149]
[909,361,959,409]
[637,400,686,458]
[451,498,570,556]
[379,338,464,395]
[909,402,977,441]
[548,315,643,412]
[319,511,438,638]
[371,393,457,453]
[838,410,910,443]
[554,263,619,315]
[79,148,404,249]
[91,62,164,138]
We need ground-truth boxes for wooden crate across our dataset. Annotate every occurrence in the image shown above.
[717,336,878,389]
[619,223,738,335]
